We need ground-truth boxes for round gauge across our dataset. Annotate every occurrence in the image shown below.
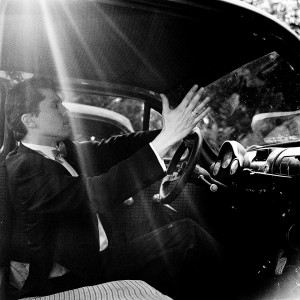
[221,150,232,168]
[212,160,221,176]
[230,159,239,175]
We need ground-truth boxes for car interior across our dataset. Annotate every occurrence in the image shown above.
[2,0,300,299]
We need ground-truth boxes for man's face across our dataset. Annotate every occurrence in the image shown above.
[31,88,71,143]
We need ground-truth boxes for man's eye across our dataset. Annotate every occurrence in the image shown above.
[52,101,63,109]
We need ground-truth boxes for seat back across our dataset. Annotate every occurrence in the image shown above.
[0,80,29,299]
[0,161,12,299]
[0,161,30,262]
[0,80,16,162]
[0,162,12,268]
[0,79,28,262]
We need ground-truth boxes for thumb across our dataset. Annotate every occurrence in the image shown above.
[160,94,170,114]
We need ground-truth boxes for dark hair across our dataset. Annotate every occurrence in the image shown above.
[5,76,56,141]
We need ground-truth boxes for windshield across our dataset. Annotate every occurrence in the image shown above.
[2,51,300,155]
[199,51,300,153]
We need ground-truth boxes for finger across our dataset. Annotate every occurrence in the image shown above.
[179,84,199,109]
[187,87,205,111]
[194,107,211,123]
[160,94,170,114]
[192,96,211,114]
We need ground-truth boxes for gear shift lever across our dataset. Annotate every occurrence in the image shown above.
[194,165,227,191]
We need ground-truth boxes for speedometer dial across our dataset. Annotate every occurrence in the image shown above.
[221,150,232,168]
[230,159,239,175]
[212,161,221,176]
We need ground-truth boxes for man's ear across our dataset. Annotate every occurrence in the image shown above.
[21,114,36,128]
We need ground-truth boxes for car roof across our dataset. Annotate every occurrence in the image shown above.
[2,0,300,104]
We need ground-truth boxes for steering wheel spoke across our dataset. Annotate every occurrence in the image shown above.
[159,127,203,204]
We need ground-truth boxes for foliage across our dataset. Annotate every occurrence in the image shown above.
[199,51,300,151]
[239,0,300,35]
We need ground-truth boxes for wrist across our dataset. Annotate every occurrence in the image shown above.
[151,130,178,158]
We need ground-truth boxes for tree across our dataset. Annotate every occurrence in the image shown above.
[239,0,300,35]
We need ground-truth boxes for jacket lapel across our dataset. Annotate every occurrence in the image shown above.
[17,142,77,176]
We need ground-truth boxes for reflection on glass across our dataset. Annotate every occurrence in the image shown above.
[230,159,239,175]
[212,161,221,176]
[199,51,300,152]
[221,151,233,168]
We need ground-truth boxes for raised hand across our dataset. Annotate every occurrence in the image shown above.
[152,85,210,158]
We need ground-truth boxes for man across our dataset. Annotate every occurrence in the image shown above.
[3,77,224,299]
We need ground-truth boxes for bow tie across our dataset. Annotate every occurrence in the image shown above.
[52,142,67,162]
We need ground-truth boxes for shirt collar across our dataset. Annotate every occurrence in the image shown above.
[22,142,57,160]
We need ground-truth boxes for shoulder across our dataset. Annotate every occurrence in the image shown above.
[6,147,49,178]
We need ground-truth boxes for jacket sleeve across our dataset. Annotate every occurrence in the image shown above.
[8,137,164,216]
[86,143,165,212]
[72,130,161,175]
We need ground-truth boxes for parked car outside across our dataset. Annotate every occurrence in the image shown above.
[63,102,134,141]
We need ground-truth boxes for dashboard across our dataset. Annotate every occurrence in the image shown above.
[204,141,300,287]
[210,141,300,190]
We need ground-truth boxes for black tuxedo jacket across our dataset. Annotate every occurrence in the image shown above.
[5,130,163,297]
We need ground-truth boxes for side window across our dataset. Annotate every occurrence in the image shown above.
[59,91,144,132]
[59,92,144,141]
[103,98,144,132]
[149,108,162,130]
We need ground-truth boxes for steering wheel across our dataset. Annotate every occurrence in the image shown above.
[159,127,203,204]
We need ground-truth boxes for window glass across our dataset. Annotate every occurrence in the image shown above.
[199,51,300,152]
[60,92,143,132]
[149,108,163,131]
